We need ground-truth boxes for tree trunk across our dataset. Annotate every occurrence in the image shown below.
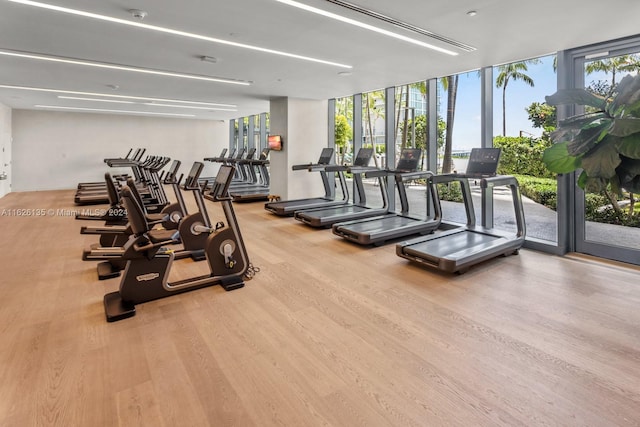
[502,80,508,136]
[443,75,458,173]
[395,86,403,149]
[604,188,622,213]
[365,94,378,167]
[402,87,410,148]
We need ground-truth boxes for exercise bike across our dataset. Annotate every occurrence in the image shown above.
[103,164,250,322]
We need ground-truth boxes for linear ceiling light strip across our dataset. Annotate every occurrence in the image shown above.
[144,103,236,111]
[58,96,135,104]
[274,0,461,56]
[0,84,236,107]
[35,104,196,117]
[0,49,251,85]
[5,0,352,69]
[323,0,475,52]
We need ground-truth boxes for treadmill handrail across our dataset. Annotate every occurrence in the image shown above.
[324,165,348,172]
[347,165,379,174]
[480,175,518,188]
[481,175,526,238]
[292,163,329,171]
[394,170,433,181]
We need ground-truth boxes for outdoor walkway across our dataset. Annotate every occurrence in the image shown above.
[357,179,640,250]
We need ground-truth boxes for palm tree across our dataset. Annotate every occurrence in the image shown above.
[585,54,640,94]
[363,91,384,166]
[440,75,458,173]
[496,60,539,136]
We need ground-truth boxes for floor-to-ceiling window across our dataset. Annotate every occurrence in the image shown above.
[395,82,427,167]
[567,40,640,264]
[492,54,558,242]
[436,70,482,225]
[335,96,353,165]
[326,35,640,265]
[362,90,385,168]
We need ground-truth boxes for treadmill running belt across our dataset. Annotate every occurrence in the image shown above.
[403,231,499,261]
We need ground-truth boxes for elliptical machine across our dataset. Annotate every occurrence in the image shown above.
[104,164,251,322]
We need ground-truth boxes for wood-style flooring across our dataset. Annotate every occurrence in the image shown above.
[1,189,639,426]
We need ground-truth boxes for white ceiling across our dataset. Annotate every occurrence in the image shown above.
[0,0,639,121]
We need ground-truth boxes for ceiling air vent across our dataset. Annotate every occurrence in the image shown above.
[323,0,476,52]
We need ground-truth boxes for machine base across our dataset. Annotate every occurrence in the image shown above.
[104,292,136,322]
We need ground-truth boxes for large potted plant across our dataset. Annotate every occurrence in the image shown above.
[542,73,640,202]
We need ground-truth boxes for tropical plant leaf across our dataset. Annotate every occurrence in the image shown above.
[607,74,640,116]
[620,175,640,193]
[566,118,612,156]
[580,138,621,179]
[542,142,581,173]
[615,156,640,193]
[545,88,606,110]
[577,170,588,189]
[609,117,640,137]
[556,112,608,131]
[582,175,608,193]
[617,156,640,175]
[619,133,640,159]
[609,174,623,197]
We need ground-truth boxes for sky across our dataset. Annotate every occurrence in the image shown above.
[437,54,558,151]
[357,53,622,152]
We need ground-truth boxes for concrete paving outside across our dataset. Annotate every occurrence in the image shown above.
[356,179,640,251]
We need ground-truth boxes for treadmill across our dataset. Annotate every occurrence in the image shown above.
[294,147,389,228]
[264,148,349,216]
[332,148,442,246]
[229,148,271,202]
[396,148,526,274]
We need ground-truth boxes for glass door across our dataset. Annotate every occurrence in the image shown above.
[573,43,640,264]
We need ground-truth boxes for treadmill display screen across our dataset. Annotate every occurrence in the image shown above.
[354,148,374,166]
[215,165,234,196]
[464,148,501,176]
[396,149,422,172]
[318,148,334,164]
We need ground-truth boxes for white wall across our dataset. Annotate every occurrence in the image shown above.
[0,103,11,198]
[287,98,328,199]
[269,98,328,199]
[268,98,288,198]
[11,110,228,191]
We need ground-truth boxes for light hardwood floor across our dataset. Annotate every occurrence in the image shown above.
[1,189,640,426]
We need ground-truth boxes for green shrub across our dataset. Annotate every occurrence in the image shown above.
[513,175,557,210]
[437,181,463,203]
[494,136,555,178]
[584,193,640,226]
[584,193,609,219]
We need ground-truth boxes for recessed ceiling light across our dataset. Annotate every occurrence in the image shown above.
[467,10,478,17]
[0,49,251,85]
[6,0,353,68]
[106,84,119,90]
[275,0,461,55]
[0,84,237,107]
[35,105,196,117]
[337,71,352,76]
[200,56,218,64]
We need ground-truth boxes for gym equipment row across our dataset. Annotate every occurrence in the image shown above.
[75,156,256,322]
[265,147,526,274]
